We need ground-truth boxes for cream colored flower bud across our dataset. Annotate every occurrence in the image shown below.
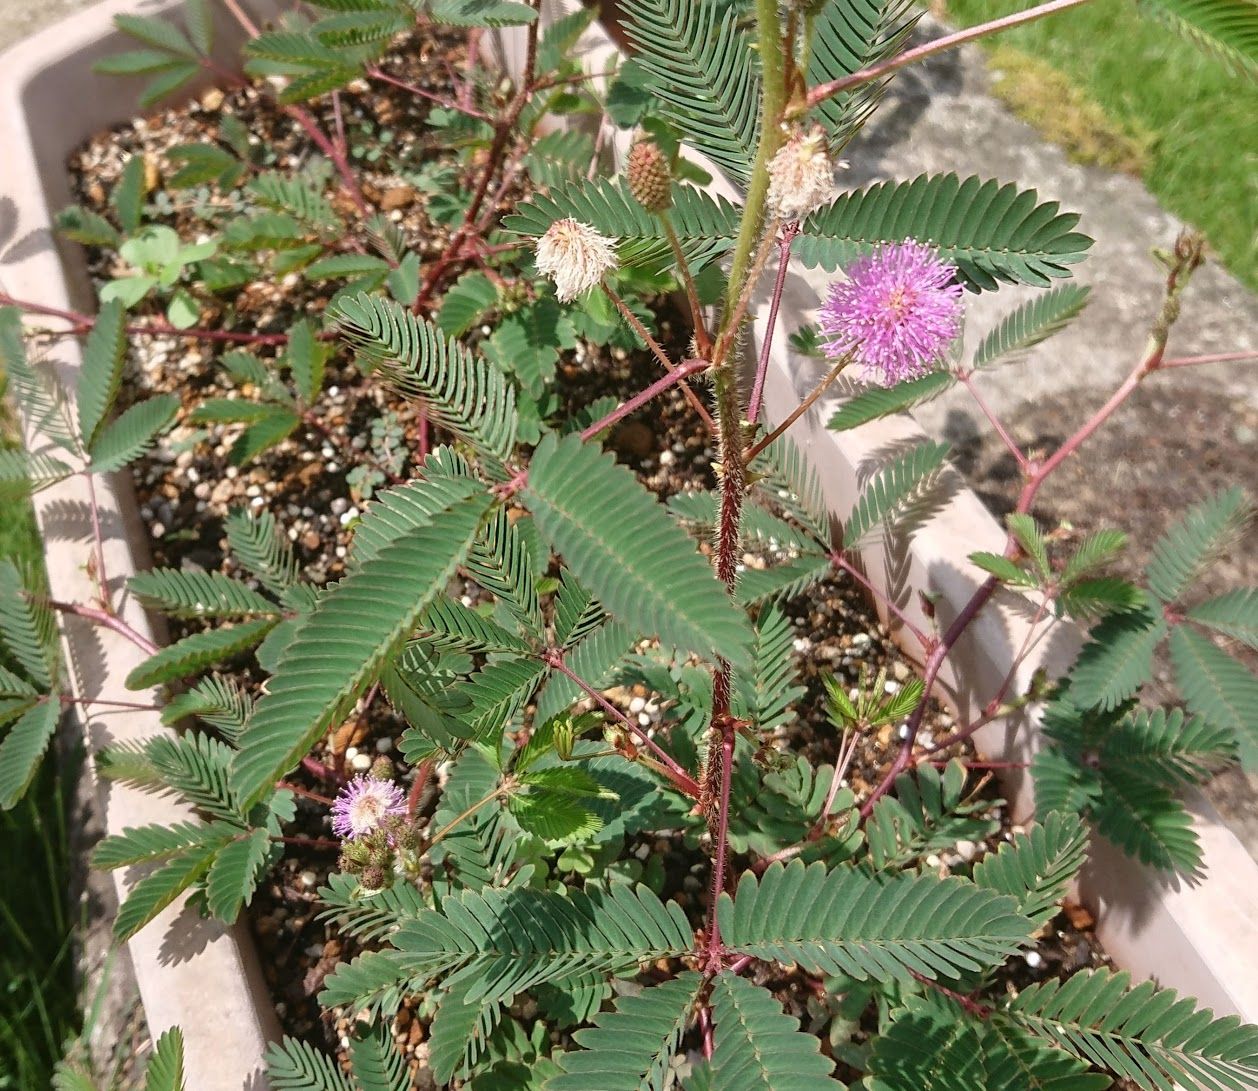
[766,125,838,221]
[535,218,618,302]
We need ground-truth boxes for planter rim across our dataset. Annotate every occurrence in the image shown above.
[1,4,1255,1088]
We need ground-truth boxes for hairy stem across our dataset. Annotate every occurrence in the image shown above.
[661,215,712,357]
[580,358,711,441]
[746,223,799,427]
[745,352,850,462]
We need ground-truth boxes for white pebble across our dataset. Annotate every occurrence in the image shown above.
[351,752,372,771]
[375,737,393,753]
[299,869,318,889]
[346,746,358,760]
[897,723,911,740]
[628,696,646,713]
[884,680,901,694]
[1024,951,1045,969]
[955,839,978,862]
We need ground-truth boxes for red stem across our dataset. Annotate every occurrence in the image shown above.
[831,550,931,651]
[803,0,1095,112]
[543,651,700,798]
[703,718,736,970]
[1158,350,1258,369]
[46,599,158,656]
[367,65,493,120]
[579,358,711,441]
[746,223,799,427]
[959,371,1027,472]
[284,106,370,220]
[0,293,290,345]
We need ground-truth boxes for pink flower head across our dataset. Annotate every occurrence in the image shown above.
[818,240,964,385]
[330,775,406,839]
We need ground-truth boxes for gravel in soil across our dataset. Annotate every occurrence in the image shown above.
[61,23,1123,1079]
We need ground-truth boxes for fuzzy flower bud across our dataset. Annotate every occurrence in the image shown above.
[627,139,672,212]
[535,218,618,302]
[368,756,393,781]
[818,239,964,386]
[766,125,837,221]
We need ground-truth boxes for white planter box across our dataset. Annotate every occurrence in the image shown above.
[3,0,1255,1086]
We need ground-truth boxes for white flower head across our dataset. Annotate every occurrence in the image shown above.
[766,125,839,221]
[535,218,618,302]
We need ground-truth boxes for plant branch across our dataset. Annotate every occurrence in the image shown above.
[580,358,711,441]
[661,215,712,357]
[958,371,1027,472]
[601,282,716,432]
[45,599,158,656]
[830,551,932,651]
[745,352,850,462]
[801,0,1095,114]
[367,65,493,121]
[542,650,701,798]
[1157,349,1258,369]
[746,223,799,427]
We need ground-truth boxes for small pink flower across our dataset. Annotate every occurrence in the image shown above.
[818,240,964,385]
[330,775,405,839]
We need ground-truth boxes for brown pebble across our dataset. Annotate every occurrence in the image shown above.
[379,185,416,211]
[1064,901,1096,931]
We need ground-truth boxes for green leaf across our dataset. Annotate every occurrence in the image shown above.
[525,433,752,668]
[265,1037,354,1091]
[304,253,392,281]
[972,284,1092,368]
[0,449,73,500]
[347,1025,411,1091]
[1093,765,1201,871]
[720,860,1032,981]
[184,0,213,55]
[1058,578,1146,620]
[0,698,59,809]
[1004,968,1258,1090]
[620,0,761,184]
[708,974,842,1090]
[1103,706,1236,783]
[843,441,950,547]
[232,481,490,807]
[969,551,1039,587]
[428,978,504,1084]
[114,12,198,57]
[147,730,243,820]
[88,393,180,473]
[205,828,270,921]
[125,618,277,690]
[334,292,517,463]
[420,596,530,654]
[230,405,302,464]
[869,993,1107,1091]
[1007,513,1050,580]
[0,559,57,688]
[828,371,955,431]
[143,1027,187,1091]
[533,619,635,726]
[548,973,705,1090]
[1069,604,1166,711]
[437,271,497,338]
[1,307,77,452]
[248,173,341,232]
[322,883,692,1011]
[114,841,221,940]
[1170,625,1258,767]
[733,604,805,733]
[808,0,919,145]
[55,204,122,246]
[1137,0,1258,79]
[285,319,329,406]
[92,820,222,870]
[429,0,538,27]
[972,812,1089,928]
[226,508,301,596]
[1146,486,1250,603]
[112,154,146,235]
[1188,588,1258,649]
[129,568,279,620]
[167,143,242,189]
[733,552,832,607]
[797,174,1093,291]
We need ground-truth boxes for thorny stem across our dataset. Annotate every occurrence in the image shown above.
[703,718,736,970]
[745,223,800,428]
[661,215,712,357]
[302,754,343,784]
[46,599,158,656]
[860,234,1206,816]
[712,222,782,370]
[600,282,716,433]
[958,371,1027,472]
[542,651,701,798]
[579,358,711,442]
[745,352,850,462]
[801,0,1096,114]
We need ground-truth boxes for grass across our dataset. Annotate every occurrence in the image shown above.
[0,376,80,1090]
[937,0,1258,291]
